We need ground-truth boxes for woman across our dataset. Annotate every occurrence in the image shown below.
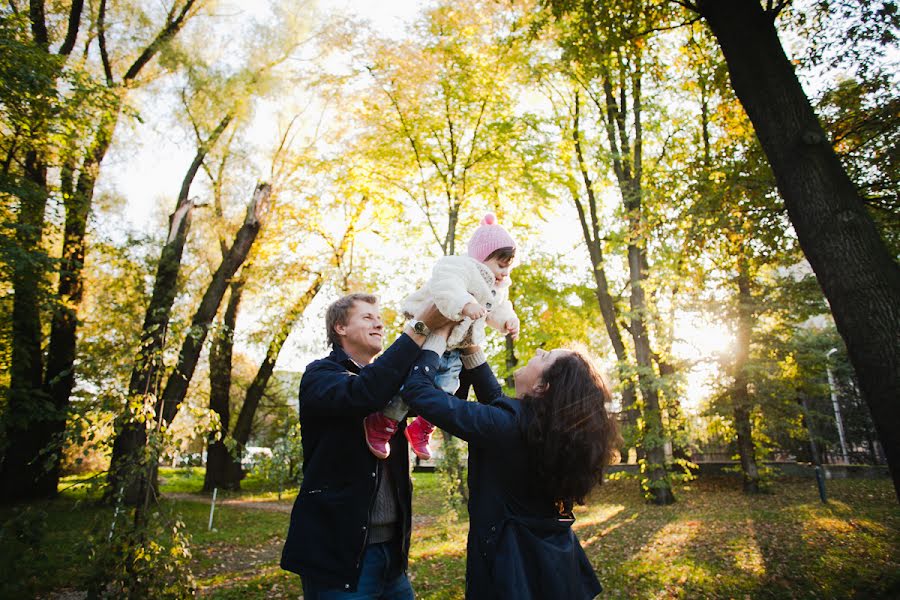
[401,333,619,599]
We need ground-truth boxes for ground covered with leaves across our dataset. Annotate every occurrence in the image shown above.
[2,470,897,599]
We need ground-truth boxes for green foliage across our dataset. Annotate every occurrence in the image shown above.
[82,508,195,600]
[436,432,468,517]
[250,421,304,496]
[0,506,49,598]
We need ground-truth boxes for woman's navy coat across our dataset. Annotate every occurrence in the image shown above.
[402,351,602,599]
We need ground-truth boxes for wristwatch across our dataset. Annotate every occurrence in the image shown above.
[407,319,431,337]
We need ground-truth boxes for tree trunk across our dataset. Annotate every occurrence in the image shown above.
[732,257,760,493]
[107,115,235,503]
[570,91,640,455]
[699,0,900,502]
[1,152,51,502]
[628,241,674,505]
[129,183,271,501]
[41,116,116,496]
[504,335,517,390]
[203,278,245,492]
[157,183,272,426]
[232,275,323,447]
[599,56,674,504]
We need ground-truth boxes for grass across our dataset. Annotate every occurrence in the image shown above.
[1,471,897,599]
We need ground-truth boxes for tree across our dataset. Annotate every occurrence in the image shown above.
[546,0,900,502]
[539,0,680,503]
[684,0,900,501]
[109,182,272,503]
[106,0,319,502]
[1,0,208,503]
[358,0,550,504]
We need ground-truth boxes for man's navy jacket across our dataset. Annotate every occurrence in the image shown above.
[280,334,420,591]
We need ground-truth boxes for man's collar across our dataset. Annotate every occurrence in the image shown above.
[328,344,363,373]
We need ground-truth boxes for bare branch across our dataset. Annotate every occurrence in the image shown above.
[668,0,700,13]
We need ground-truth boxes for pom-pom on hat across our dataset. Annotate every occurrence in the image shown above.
[467,212,516,263]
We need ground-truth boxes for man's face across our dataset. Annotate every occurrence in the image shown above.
[335,300,384,362]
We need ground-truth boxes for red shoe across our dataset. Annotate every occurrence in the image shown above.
[405,416,435,461]
[364,413,398,459]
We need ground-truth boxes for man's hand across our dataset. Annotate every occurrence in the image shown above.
[431,322,454,340]
[504,317,520,341]
[460,344,481,355]
[415,303,453,331]
[461,302,487,320]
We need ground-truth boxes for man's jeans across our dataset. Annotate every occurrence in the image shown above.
[382,349,462,421]
[300,542,414,599]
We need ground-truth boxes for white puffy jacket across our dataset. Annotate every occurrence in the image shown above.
[401,255,517,349]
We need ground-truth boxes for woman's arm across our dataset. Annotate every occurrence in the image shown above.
[402,351,519,447]
[458,346,503,405]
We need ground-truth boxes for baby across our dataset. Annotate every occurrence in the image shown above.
[364,213,520,460]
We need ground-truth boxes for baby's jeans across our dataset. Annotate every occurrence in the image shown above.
[381,350,462,421]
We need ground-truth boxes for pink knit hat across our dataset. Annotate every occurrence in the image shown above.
[467,213,516,262]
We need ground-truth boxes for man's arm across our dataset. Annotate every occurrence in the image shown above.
[300,304,451,418]
[299,334,421,418]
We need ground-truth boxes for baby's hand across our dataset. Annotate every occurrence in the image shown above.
[504,317,520,341]
[462,302,487,320]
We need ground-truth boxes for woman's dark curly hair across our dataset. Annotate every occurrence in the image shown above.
[521,349,621,511]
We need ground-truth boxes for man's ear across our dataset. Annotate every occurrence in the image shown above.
[333,323,346,338]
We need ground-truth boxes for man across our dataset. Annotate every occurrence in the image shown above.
[281,292,447,598]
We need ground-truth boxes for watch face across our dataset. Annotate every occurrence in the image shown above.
[414,321,427,334]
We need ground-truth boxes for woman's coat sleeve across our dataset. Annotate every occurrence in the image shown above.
[402,351,519,447]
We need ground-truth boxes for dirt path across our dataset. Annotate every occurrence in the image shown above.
[166,492,294,513]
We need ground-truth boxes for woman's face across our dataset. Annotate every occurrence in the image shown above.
[514,348,570,397]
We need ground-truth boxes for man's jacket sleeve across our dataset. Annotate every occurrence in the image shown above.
[299,334,420,418]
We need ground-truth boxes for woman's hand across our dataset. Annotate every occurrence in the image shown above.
[460,344,482,355]
[504,317,520,341]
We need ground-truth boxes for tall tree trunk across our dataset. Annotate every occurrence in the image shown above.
[131,183,271,503]
[627,239,674,504]
[570,91,640,456]
[698,0,900,502]
[597,55,674,503]
[41,116,116,495]
[107,114,235,503]
[1,152,50,502]
[732,256,760,493]
[203,278,245,492]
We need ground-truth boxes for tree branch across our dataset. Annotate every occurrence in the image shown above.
[57,0,84,56]
[123,0,198,84]
[28,0,48,48]
[668,0,700,12]
[97,0,113,85]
